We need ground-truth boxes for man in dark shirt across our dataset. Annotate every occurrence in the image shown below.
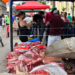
[47,10,64,47]
[0,14,2,26]
[33,11,45,41]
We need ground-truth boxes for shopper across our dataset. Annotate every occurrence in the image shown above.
[67,13,72,22]
[12,13,16,24]
[38,11,45,41]
[5,14,9,37]
[45,7,57,45]
[2,14,5,30]
[72,16,75,23]
[5,14,9,25]
[60,12,64,18]
[62,12,69,22]
[33,11,45,41]
[45,7,57,26]
[13,11,32,42]
[0,36,4,47]
[47,10,64,47]
[0,13,2,26]
[72,16,75,37]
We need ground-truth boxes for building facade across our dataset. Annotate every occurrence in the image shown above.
[46,1,75,16]
[0,0,6,14]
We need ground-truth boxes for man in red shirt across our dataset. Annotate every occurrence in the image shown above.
[45,7,57,26]
[47,10,64,47]
[45,7,57,45]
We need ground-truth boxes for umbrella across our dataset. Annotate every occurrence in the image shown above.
[13,0,74,1]
[16,1,50,10]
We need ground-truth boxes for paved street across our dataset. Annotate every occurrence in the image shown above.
[0,27,20,73]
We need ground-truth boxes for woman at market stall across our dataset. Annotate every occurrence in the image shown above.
[62,12,69,22]
[13,11,32,42]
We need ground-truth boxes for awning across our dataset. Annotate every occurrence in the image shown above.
[21,10,42,12]
[16,1,50,10]
[13,0,75,1]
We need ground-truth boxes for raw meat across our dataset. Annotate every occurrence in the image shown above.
[30,70,50,75]
[6,41,46,73]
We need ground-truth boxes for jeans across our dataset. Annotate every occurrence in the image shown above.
[32,23,46,41]
[39,23,46,41]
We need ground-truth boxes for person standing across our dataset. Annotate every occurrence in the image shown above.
[72,16,75,23]
[0,14,4,47]
[5,15,9,25]
[45,7,57,45]
[67,13,72,22]
[13,11,32,42]
[62,12,69,22]
[0,14,2,26]
[12,14,16,24]
[2,14,5,30]
[45,7,57,25]
[38,11,45,41]
[60,12,64,18]
[33,11,44,41]
[0,14,2,36]
[47,10,64,47]
[5,14,10,37]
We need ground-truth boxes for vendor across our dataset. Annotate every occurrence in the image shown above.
[13,11,33,42]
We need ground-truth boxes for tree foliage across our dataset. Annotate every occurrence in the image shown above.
[62,7,66,12]
[40,1,46,5]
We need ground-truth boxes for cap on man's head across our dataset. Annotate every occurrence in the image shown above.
[53,10,58,14]
[52,7,57,11]
[52,7,57,13]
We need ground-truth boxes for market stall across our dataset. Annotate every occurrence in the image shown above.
[9,0,50,51]
[7,0,75,75]
[6,40,67,75]
[9,0,75,51]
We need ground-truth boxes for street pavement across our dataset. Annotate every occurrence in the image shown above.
[0,26,46,73]
[0,27,20,73]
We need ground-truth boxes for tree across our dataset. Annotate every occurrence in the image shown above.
[62,7,66,12]
[40,1,46,5]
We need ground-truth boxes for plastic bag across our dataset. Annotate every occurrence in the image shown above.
[30,63,67,75]
[46,37,75,59]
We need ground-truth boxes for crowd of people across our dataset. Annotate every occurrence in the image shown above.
[0,7,75,47]
[0,13,9,37]
[0,13,9,47]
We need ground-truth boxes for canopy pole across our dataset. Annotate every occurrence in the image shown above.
[9,0,13,51]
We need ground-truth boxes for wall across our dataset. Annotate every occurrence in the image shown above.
[55,1,75,16]
[0,1,6,14]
